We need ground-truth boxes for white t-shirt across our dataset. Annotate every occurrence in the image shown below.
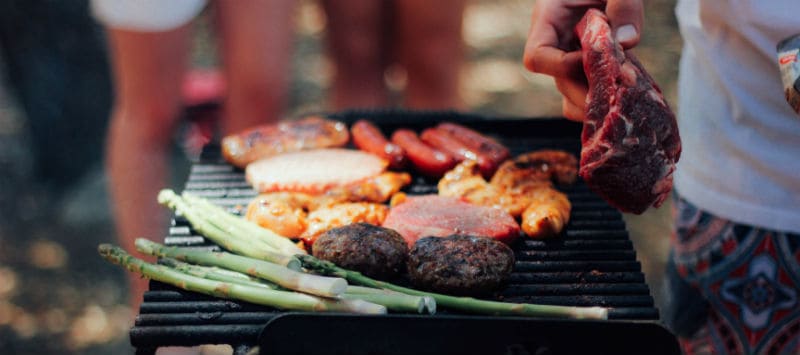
[674,0,800,233]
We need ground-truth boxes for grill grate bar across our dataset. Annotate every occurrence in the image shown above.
[514,249,637,261]
[502,283,651,296]
[513,260,642,272]
[508,271,645,284]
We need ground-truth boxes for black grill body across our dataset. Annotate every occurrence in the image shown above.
[130,111,679,355]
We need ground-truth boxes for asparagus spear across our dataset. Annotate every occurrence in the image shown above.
[160,257,432,314]
[298,254,608,320]
[157,190,301,269]
[136,238,347,298]
[99,244,385,314]
[180,191,306,256]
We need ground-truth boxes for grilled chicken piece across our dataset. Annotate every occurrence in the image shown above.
[438,150,577,239]
[221,116,350,168]
[245,172,410,240]
[437,160,526,216]
[490,151,576,239]
[520,187,571,238]
[245,192,314,237]
[490,150,578,188]
[313,172,412,208]
[301,203,389,247]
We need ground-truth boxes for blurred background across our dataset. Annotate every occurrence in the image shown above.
[0,0,680,353]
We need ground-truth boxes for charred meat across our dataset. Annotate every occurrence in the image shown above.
[312,223,408,280]
[407,234,515,296]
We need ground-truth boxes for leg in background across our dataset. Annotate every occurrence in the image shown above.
[215,0,296,133]
[394,0,466,110]
[105,26,191,310]
[322,0,390,110]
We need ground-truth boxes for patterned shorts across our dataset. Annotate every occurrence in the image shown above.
[664,193,800,354]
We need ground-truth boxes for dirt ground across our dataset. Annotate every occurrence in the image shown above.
[0,1,680,354]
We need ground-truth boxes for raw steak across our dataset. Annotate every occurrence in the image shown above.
[382,195,520,246]
[576,9,681,214]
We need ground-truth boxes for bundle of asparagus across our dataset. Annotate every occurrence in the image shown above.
[100,189,608,320]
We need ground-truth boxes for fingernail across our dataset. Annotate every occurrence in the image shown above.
[615,24,637,45]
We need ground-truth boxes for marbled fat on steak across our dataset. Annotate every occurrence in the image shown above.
[576,9,681,214]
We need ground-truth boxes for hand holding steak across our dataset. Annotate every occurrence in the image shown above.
[576,9,681,213]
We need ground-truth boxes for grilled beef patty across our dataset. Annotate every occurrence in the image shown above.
[312,223,408,280]
[408,234,515,296]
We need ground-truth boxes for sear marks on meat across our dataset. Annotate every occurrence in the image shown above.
[408,234,514,296]
[222,116,349,168]
[382,194,520,246]
[313,223,408,280]
[576,9,681,214]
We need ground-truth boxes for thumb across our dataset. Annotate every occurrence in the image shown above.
[605,0,644,49]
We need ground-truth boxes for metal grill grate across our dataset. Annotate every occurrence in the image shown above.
[130,112,677,354]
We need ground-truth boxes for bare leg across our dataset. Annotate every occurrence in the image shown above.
[105,26,191,310]
[395,0,466,109]
[215,0,295,133]
[322,0,389,110]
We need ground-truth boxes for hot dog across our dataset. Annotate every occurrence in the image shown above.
[351,120,407,169]
[436,122,510,168]
[391,129,456,178]
[420,128,497,178]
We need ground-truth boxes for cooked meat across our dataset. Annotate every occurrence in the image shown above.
[520,187,571,238]
[382,195,520,246]
[313,171,412,209]
[576,9,681,213]
[245,148,388,194]
[407,234,514,296]
[438,160,527,216]
[312,223,408,280]
[490,150,578,189]
[439,150,576,239]
[221,116,350,168]
[245,192,314,237]
[301,202,389,247]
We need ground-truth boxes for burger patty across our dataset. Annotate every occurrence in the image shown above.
[407,234,515,296]
[312,223,408,280]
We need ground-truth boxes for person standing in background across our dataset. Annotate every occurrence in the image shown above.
[92,0,296,308]
[524,0,800,353]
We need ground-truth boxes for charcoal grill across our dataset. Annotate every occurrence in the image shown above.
[130,110,679,355]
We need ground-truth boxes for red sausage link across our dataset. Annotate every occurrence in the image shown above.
[351,120,407,169]
[436,122,510,166]
[391,129,456,178]
[420,128,497,178]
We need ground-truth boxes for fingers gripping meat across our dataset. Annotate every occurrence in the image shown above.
[391,129,456,178]
[222,116,349,168]
[351,120,407,169]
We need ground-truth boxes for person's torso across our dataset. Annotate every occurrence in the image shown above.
[674,0,800,233]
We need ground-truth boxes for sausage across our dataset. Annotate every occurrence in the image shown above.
[420,128,497,178]
[391,129,456,178]
[436,122,510,168]
[351,120,407,169]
